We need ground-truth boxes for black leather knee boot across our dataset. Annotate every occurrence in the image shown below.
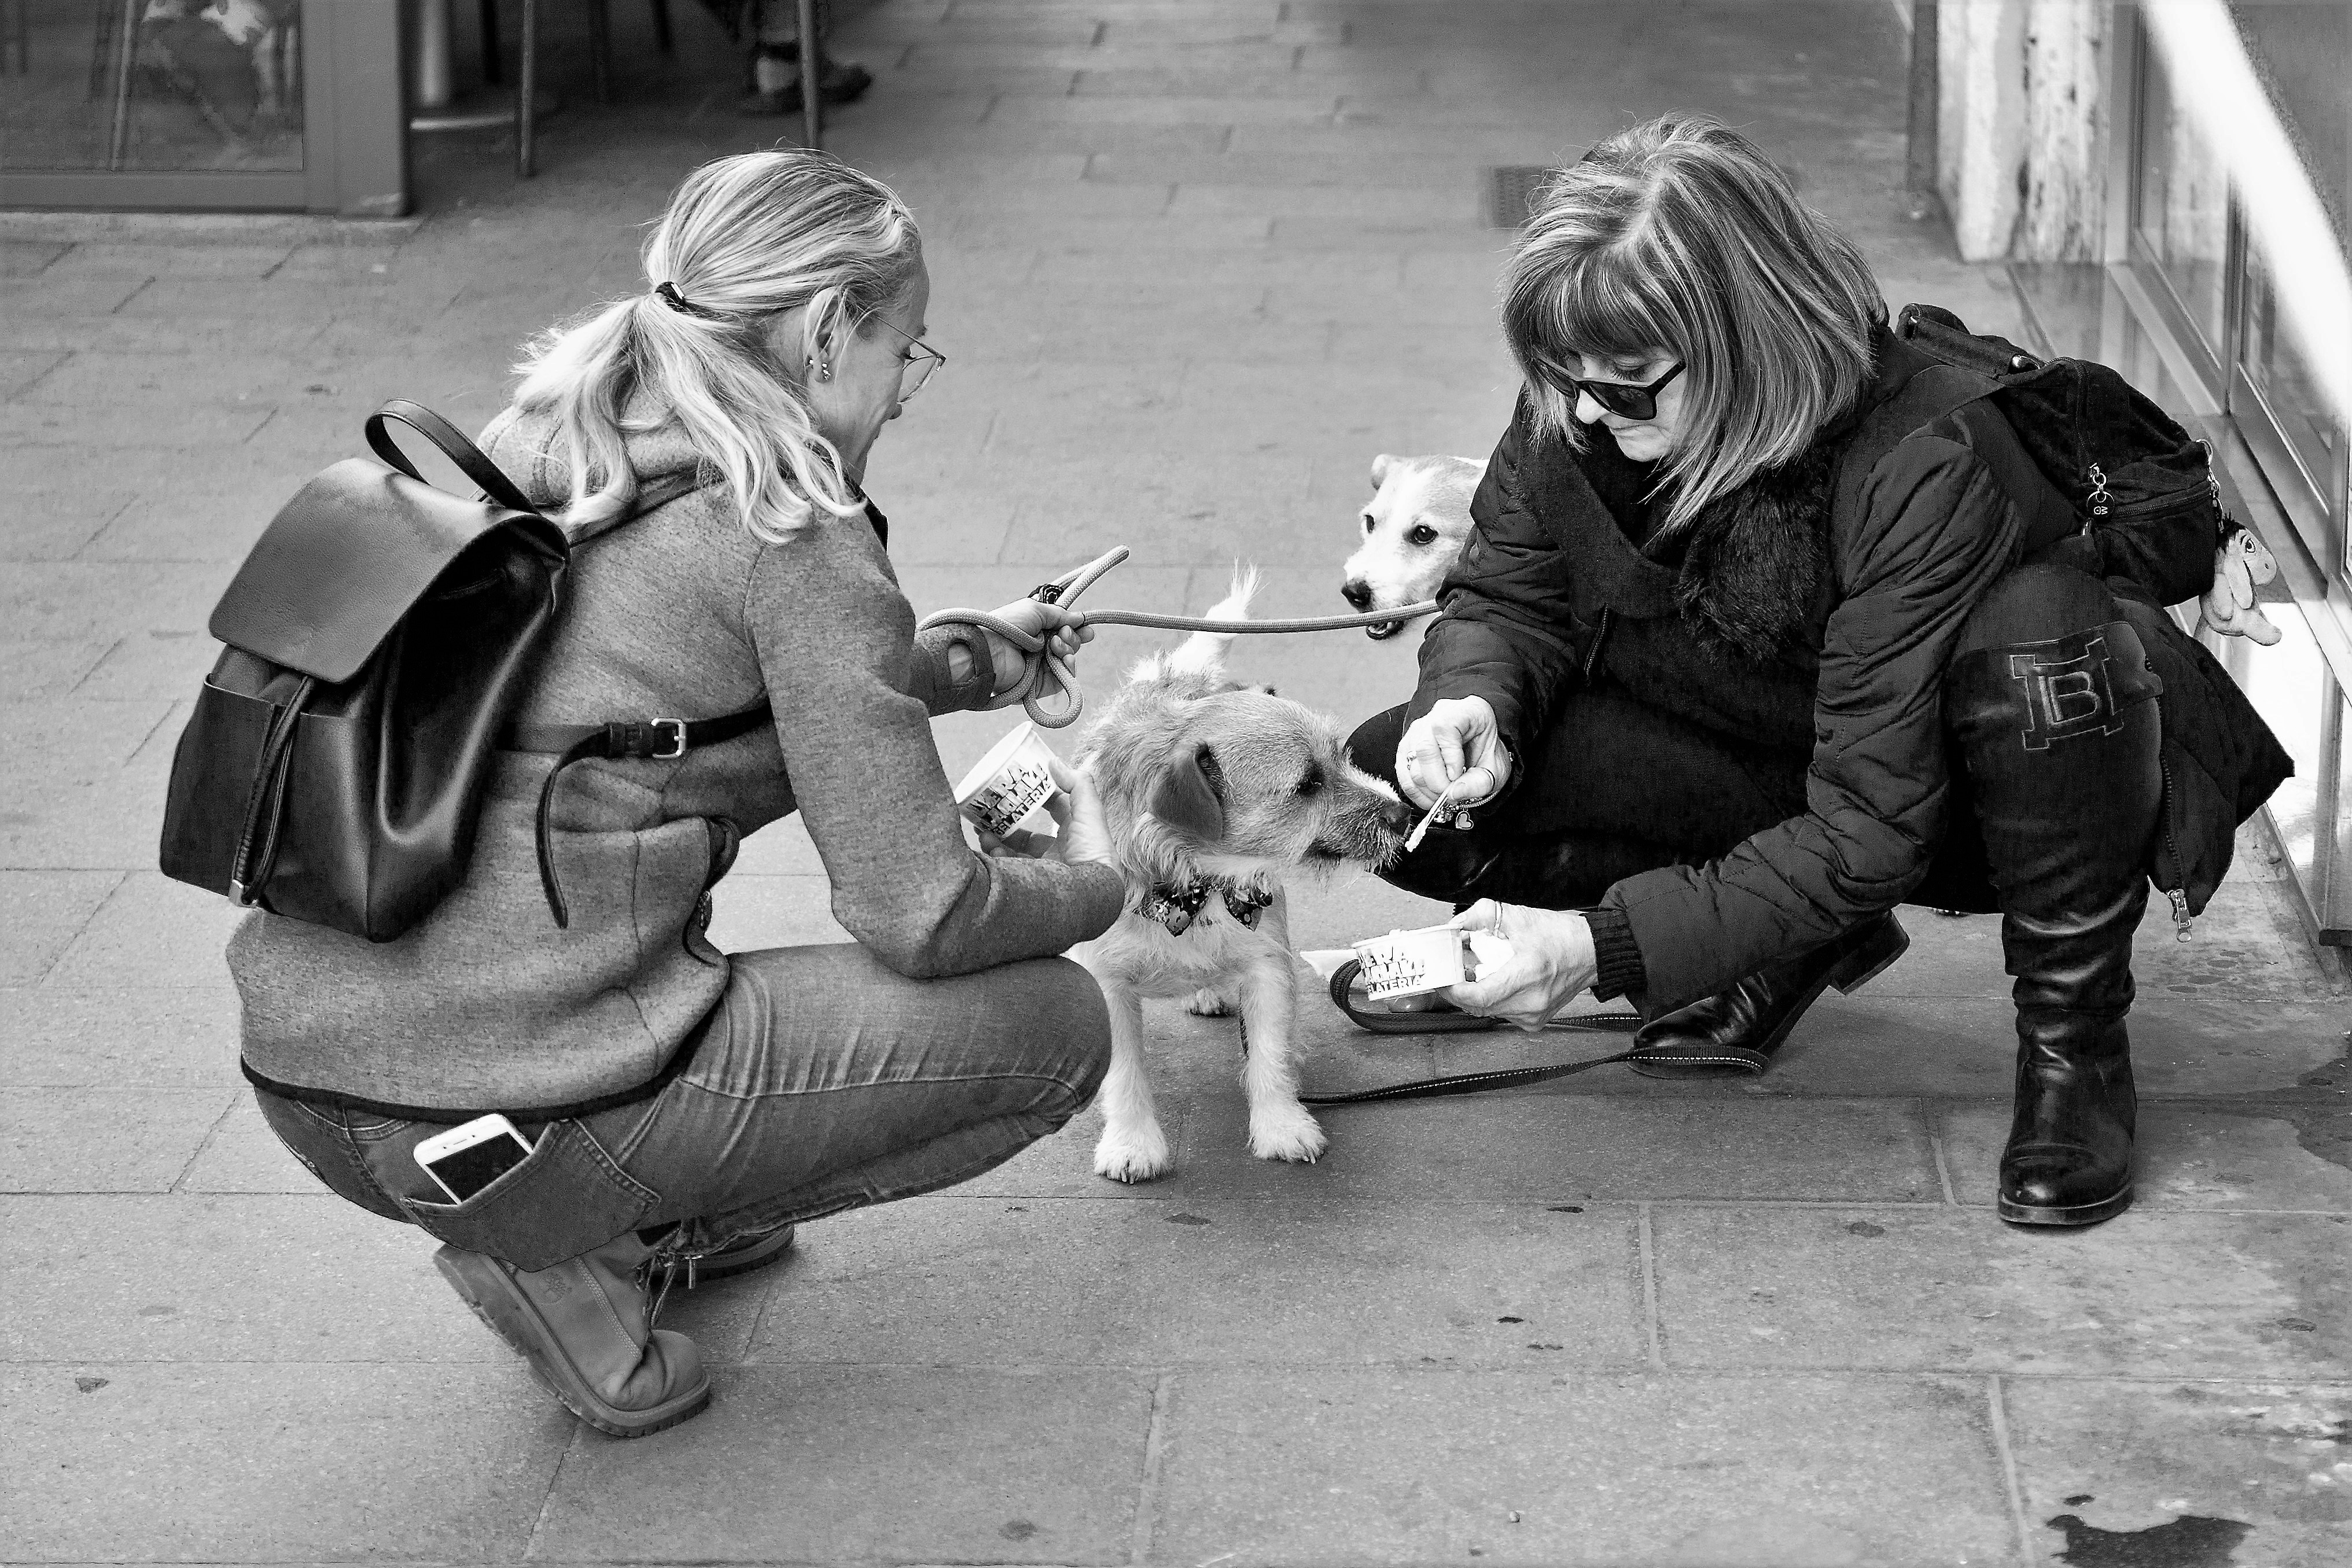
[1946,616,2164,1228]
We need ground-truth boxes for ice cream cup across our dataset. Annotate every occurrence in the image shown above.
[1352,924,1473,1000]
[954,721,1063,840]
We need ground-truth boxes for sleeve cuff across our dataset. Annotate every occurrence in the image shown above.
[1585,905,1648,1003]
[912,625,998,713]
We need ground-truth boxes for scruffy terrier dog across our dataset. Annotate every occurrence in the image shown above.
[1073,572,1414,1183]
[1339,453,1482,638]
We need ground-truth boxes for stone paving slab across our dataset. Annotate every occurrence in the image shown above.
[45,873,244,988]
[1147,1368,2021,1567]
[0,1086,233,1193]
[0,870,120,985]
[1651,1206,2351,1378]
[1,1194,494,1365]
[743,1195,1647,1370]
[3,1361,575,1563]
[1175,1095,1943,1203]
[1937,1103,2352,1213]
[0,985,241,1088]
[531,1367,1157,1565]
[2001,1378,2352,1568]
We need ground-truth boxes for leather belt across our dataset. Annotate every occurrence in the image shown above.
[502,701,772,929]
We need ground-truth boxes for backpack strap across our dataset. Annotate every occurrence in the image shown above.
[506,703,776,928]
[1830,351,2001,535]
[367,400,540,515]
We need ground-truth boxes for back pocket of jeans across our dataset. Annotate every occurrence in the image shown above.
[399,1120,657,1272]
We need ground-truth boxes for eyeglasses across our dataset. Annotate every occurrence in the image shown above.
[871,317,947,405]
[1546,359,1686,422]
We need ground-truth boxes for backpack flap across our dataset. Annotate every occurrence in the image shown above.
[208,458,568,682]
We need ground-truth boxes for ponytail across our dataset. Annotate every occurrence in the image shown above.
[510,150,921,542]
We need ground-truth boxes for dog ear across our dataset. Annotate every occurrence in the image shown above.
[1370,453,1396,490]
[1147,742,1225,842]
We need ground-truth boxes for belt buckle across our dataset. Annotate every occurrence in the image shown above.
[650,718,688,760]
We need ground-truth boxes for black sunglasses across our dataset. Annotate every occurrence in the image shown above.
[1550,359,1687,422]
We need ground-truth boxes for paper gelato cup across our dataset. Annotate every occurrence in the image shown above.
[1352,925,1471,999]
[1350,925,1515,1000]
[954,722,1063,840]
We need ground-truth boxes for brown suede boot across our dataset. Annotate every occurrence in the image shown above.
[436,1232,710,1437]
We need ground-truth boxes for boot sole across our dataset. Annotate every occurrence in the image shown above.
[1998,1186,2134,1227]
[435,1247,712,1439]
[1630,918,1910,1080]
[689,1224,797,1282]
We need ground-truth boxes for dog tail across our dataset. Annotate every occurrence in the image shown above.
[1167,564,1261,676]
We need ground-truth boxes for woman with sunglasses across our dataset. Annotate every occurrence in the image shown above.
[232,150,1124,1437]
[1351,115,2284,1229]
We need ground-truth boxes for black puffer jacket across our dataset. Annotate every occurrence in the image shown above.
[1408,327,2290,1011]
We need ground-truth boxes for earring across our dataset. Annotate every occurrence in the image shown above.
[805,356,831,381]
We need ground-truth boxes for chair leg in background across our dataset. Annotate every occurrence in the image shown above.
[588,0,610,103]
[796,0,820,148]
[517,0,538,175]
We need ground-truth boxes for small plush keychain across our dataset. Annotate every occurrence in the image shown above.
[2199,527,2283,646]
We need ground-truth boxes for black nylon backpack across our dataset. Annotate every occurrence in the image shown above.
[1894,302,2226,606]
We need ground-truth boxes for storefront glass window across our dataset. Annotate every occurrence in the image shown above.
[1,1,306,175]
[2228,2,2349,248]
[2134,35,2233,359]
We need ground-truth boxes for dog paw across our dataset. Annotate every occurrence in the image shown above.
[1184,987,1234,1017]
[1247,1105,1328,1164]
[1094,1124,1173,1184]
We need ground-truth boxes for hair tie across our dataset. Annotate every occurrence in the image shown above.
[654,281,718,319]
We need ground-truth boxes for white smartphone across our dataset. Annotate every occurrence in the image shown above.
[413,1114,535,1203]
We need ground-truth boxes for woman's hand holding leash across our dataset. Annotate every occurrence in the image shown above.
[977,599,1092,711]
[1396,697,1512,816]
[1438,900,1598,1032]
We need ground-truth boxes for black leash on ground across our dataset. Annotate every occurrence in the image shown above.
[1289,960,1647,1106]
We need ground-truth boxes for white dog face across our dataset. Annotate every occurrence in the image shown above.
[1340,453,1482,639]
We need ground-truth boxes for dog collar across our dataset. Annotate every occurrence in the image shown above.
[1139,879,1273,936]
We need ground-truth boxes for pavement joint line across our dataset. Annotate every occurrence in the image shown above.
[27,868,128,987]
[524,1418,584,1565]
[165,1089,247,1194]
[1986,1374,2043,1567]
[1930,1127,1961,1206]
[109,275,155,315]
[1636,1203,1665,1370]
[1125,1370,1176,1564]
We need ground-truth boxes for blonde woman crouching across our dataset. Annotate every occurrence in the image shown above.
[231,151,1125,1436]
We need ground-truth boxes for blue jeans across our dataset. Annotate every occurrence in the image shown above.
[259,945,1110,1271]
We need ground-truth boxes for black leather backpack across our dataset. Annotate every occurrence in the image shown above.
[157,402,743,941]
[1895,302,2227,606]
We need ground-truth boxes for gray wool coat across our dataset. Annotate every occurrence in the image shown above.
[229,404,1124,1116]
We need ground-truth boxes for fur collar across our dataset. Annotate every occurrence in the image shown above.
[1671,444,1838,662]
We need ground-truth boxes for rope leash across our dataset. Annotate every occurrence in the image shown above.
[916,546,1439,728]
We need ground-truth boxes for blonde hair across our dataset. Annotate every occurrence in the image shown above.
[1503,114,1884,535]
[511,149,921,542]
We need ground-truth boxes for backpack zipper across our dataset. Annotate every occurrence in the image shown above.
[2085,462,2111,530]
[2156,751,2192,942]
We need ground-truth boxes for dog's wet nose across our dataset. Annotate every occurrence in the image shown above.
[1341,579,1372,612]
